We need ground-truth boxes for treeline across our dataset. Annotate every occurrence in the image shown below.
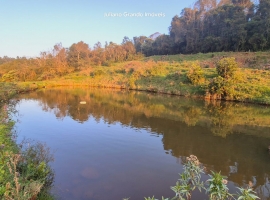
[0,38,142,81]
[134,0,270,56]
[0,56,15,65]
[67,37,141,68]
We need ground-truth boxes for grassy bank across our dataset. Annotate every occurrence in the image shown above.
[0,82,43,104]
[0,83,54,200]
[1,52,270,105]
[20,53,270,105]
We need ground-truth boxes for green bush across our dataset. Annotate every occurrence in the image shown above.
[186,62,205,85]
[1,70,18,82]
[208,76,237,100]
[216,57,238,79]
[208,58,242,100]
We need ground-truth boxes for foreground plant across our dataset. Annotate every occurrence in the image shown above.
[236,182,259,200]
[171,155,205,200]
[206,171,232,200]
[143,155,259,200]
[0,103,55,200]
[4,153,44,200]
[0,141,54,200]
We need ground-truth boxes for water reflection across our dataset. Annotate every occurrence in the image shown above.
[256,178,270,200]
[17,88,270,199]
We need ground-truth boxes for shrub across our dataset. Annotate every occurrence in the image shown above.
[147,63,168,77]
[186,62,205,85]
[93,69,105,76]
[208,76,225,99]
[208,58,241,100]
[216,57,238,79]
[128,75,137,88]
[1,141,55,200]
[208,76,236,100]
[1,70,18,82]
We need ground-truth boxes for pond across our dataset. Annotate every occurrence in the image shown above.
[13,88,270,200]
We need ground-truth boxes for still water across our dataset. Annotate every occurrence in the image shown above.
[13,88,270,200]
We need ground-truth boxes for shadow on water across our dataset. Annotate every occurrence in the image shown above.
[16,88,270,199]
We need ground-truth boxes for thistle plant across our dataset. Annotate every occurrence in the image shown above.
[171,155,205,200]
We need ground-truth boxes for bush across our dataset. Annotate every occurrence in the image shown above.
[93,69,105,76]
[186,62,205,85]
[208,58,241,100]
[147,63,168,77]
[128,75,137,88]
[1,70,18,82]
[208,76,225,99]
[216,57,238,79]
[208,76,236,100]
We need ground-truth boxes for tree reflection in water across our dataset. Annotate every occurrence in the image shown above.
[17,88,270,199]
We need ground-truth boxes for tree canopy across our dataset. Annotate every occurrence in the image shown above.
[135,0,270,55]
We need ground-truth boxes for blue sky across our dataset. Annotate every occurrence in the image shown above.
[0,0,191,57]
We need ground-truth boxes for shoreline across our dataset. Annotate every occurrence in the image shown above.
[0,83,55,199]
[8,81,269,106]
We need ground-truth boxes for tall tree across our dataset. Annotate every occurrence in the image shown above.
[122,36,136,60]
[133,36,148,53]
[67,41,90,69]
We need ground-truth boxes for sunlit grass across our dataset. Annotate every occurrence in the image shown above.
[1,52,270,105]
[31,57,270,105]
